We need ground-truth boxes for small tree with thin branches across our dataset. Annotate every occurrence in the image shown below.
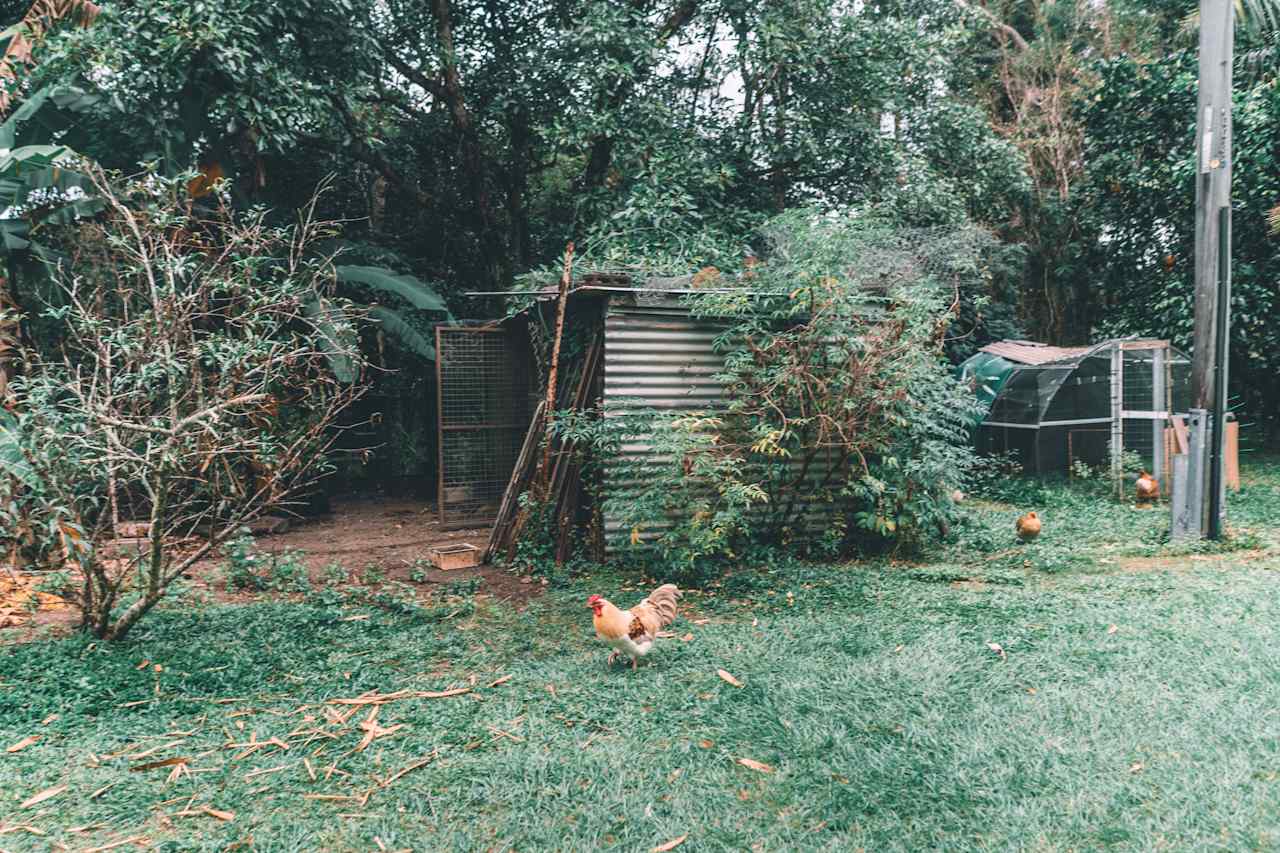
[1,166,367,640]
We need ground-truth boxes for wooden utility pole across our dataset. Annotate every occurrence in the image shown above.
[1189,0,1233,538]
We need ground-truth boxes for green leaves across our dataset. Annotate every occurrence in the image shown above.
[302,294,360,384]
[0,411,39,489]
[334,265,450,314]
[367,305,436,361]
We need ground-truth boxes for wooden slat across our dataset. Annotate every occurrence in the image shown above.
[1226,420,1240,492]
[1171,415,1190,455]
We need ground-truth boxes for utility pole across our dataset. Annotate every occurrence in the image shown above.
[1188,0,1233,539]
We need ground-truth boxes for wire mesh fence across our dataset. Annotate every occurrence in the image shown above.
[436,327,533,528]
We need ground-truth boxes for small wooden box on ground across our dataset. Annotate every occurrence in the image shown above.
[429,544,481,570]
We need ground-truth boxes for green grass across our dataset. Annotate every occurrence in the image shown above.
[2,459,1280,851]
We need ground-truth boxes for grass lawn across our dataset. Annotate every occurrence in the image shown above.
[2,458,1280,851]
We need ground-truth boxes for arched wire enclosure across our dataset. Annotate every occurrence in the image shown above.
[959,339,1191,481]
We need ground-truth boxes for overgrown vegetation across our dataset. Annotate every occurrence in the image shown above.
[0,167,366,640]
[588,214,989,579]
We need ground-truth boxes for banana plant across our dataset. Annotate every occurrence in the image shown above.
[334,264,451,363]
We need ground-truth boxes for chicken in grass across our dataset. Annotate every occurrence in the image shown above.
[1016,510,1041,542]
[1136,471,1160,506]
[587,584,681,669]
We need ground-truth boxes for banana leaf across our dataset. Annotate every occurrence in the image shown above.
[303,294,359,384]
[335,265,449,314]
[368,305,436,361]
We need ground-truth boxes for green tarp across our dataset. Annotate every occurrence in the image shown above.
[957,351,1015,412]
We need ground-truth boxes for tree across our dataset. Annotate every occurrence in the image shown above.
[0,167,367,639]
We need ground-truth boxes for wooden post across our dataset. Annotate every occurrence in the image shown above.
[536,242,574,496]
[1189,0,1233,537]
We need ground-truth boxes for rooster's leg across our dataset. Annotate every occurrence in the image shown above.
[631,657,638,671]
[607,651,619,666]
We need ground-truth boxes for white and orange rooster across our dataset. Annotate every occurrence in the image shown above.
[587,584,681,670]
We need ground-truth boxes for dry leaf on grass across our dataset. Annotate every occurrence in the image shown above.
[88,783,116,800]
[488,675,512,688]
[1107,624,1119,634]
[82,835,148,852]
[717,669,743,688]
[130,757,189,772]
[329,687,470,706]
[6,735,38,753]
[652,835,688,851]
[1129,762,1144,773]
[202,806,235,821]
[987,642,1006,660]
[0,823,47,836]
[736,758,774,774]
[356,707,406,752]
[20,784,67,809]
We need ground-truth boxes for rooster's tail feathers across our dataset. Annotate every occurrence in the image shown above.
[645,584,681,627]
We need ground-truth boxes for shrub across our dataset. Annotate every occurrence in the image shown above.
[0,166,366,640]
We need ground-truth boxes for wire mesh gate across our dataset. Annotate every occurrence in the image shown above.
[435,327,533,529]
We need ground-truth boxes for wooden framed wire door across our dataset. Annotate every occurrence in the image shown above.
[435,326,532,529]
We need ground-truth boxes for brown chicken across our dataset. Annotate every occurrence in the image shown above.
[1016,511,1041,542]
[1136,471,1160,504]
[587,584,681,669]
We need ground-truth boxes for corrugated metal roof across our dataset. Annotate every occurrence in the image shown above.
[980,340,1092,365]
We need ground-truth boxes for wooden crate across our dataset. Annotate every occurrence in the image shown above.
[429,544,481,571]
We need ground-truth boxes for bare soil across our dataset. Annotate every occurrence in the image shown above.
[1,495,541,643]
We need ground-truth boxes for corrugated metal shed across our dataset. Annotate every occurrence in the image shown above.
[603,300,727,414]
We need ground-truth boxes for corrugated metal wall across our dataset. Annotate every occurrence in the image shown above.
[600,300,727,550]
[599,296,839,552]
[603,301,727,415]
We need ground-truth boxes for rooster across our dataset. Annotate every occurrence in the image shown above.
[1016,511,1041,542]
[1136,471,1160,505]
[587,584,681,669]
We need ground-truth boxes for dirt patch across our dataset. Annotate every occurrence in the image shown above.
[199,494,539,604]
[1116,549,1273,573]
[949,579,990,592]
[1,495,542,644]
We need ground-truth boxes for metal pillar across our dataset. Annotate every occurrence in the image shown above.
[1110,343,1124,498]
[1152,346,1166,486]
[1174,409,1209,541]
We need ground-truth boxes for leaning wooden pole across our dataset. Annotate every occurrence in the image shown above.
[536,242,573,496]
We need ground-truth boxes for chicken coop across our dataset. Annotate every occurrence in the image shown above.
[958,339,1192,484]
